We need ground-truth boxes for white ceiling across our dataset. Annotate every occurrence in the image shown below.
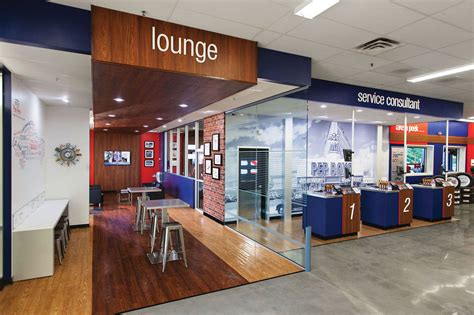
[39,0,474,118]
[0,42,92,109]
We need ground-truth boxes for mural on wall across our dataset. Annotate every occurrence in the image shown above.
[12,120,45,168]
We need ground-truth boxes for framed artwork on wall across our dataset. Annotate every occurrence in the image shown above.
[144,149,154,158]
[144,141,154,148]
[205,159,212,174]
[204,142,211,156]
[212,167,220,180]
[212,133,220,151]
[144,160,154,167]
[214,153,222,165]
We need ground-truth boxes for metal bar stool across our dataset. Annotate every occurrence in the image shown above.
[149,209,163,255]
[159,221,188,272]
[55,222,69,250]
[118,189,130,203]
[55,230,65,265]
[134,196,150,234]
[61,215,71,239]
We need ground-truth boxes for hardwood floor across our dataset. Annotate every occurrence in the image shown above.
[228,216,458,254]
[0,222,92,314]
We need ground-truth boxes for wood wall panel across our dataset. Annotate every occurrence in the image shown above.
[442,186,455,218]
[93,132,140,191]
[390,133,468,145]
[92,6,257,84]
[398,189,413,225]
[342,194,361,235]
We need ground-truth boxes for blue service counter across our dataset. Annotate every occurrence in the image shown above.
[412,185,455,221]
[303,192,360,240]
[360,187,413,230]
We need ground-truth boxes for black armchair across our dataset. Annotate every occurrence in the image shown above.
[90,185,104,209]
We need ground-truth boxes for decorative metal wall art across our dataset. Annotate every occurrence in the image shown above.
[55,143,82,166]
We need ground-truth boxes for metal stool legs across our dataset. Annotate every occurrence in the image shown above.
[160,222,188,272]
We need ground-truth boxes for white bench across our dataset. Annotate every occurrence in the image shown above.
[13,199,69,281]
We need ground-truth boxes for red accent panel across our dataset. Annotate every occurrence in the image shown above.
[140,132,161,184]
[90,129,94,185]
[389,123,428,145]
[467,123,474,174]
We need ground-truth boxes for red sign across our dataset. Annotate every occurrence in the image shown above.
[389,123,427,134]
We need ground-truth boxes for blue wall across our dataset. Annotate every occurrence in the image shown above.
[163,173,195,209]
[0,0,91,54]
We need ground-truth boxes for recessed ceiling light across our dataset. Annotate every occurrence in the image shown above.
[178,119,183,122]
[320,104,327,108]
[134,130,139,133]
[239,113,245,116]
[156,117,163,120]
[114,97,124,102]
[107,114,116,118]
[413,116,420,119]
[103,129,108,131]
[105,123,111,126]
[356,109,363,113]
[143,125,149,128]
[374,121,384,124]
[294,0,340,19]
[317,115,329,119]
[179,104,188,108]
[407,63,474,83]
[61,96,70,103]
[163,125,167,128]
[387,112,393,116]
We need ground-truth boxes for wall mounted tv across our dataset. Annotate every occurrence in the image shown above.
[104,151,131,166]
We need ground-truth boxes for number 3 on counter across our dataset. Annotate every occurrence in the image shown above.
[403,197,411,213]
[350,203,355,220]
[446,193,453,207]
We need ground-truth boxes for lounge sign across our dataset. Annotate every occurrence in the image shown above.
[92,6,257,84]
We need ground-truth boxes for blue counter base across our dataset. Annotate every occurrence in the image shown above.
[413,216,451,222]
[312,231,358,240]
[362,221,410,230]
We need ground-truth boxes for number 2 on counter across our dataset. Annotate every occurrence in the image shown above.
[403,197,411,213]
[350,203,355,220]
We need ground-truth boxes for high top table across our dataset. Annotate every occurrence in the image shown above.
[127,186,162,205]
[142,199,189,265]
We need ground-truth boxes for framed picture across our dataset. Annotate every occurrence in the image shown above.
[205,159,212,174]
[212,167,220,180]
[145,149,154,159]
[144,141,154,148]
[214,153,222,165]
[212,134,220,151]
[204,142,211,157]
[144,160,154,167]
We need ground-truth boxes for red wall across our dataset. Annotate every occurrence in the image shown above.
[467,123,474,174]
[140,132,161,184]
[90,130,95,185]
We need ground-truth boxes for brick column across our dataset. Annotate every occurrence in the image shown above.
[203,113,225,222]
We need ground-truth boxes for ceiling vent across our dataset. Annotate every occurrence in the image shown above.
[352,38,403,56]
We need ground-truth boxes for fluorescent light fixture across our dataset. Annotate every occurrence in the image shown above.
[179,104,188,108]
[317,115,329,119]
[356,109,363,113]
[374,121,384,124]
[156,117,163,120]
[468,116,474,120]
[107,114,116,118]
[202,110,217,114]
[413,116,420,119]
[320,104,327,108]
[387,112,393,116]
[61,96,69,103]
[407,63,474,83]
[294,0,340,19]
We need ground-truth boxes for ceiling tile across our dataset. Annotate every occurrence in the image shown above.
[288,17,380,50]
[433,1,474,32]
[323,51,393,70]
[376,44,430,61]
[253,30,281,46]
[176,0,289,29]
[438,39,474,61]
[321,0,424,35]
[346,71,404,86]
[266,35,343,61]
[267,12,306,34]
[169,8,261,40]
[402,51,469,70]
[391,0,464,15]
[372,62,430,79]
[388,17,473,50]
[312,61,363,80]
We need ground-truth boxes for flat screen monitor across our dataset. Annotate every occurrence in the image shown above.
[343,149,352,162]
[104,151,131,166]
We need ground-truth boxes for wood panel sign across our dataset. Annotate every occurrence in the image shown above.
[442,186,455,219]
[342,193,361,235]
[398,189,414,225]
[92,6,257,84]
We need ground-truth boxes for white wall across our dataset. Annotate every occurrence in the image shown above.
[11,75,46,228]
[375,125,390,181]
[45,106,90,226]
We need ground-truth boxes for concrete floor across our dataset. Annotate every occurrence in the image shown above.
[127,205,474,314]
